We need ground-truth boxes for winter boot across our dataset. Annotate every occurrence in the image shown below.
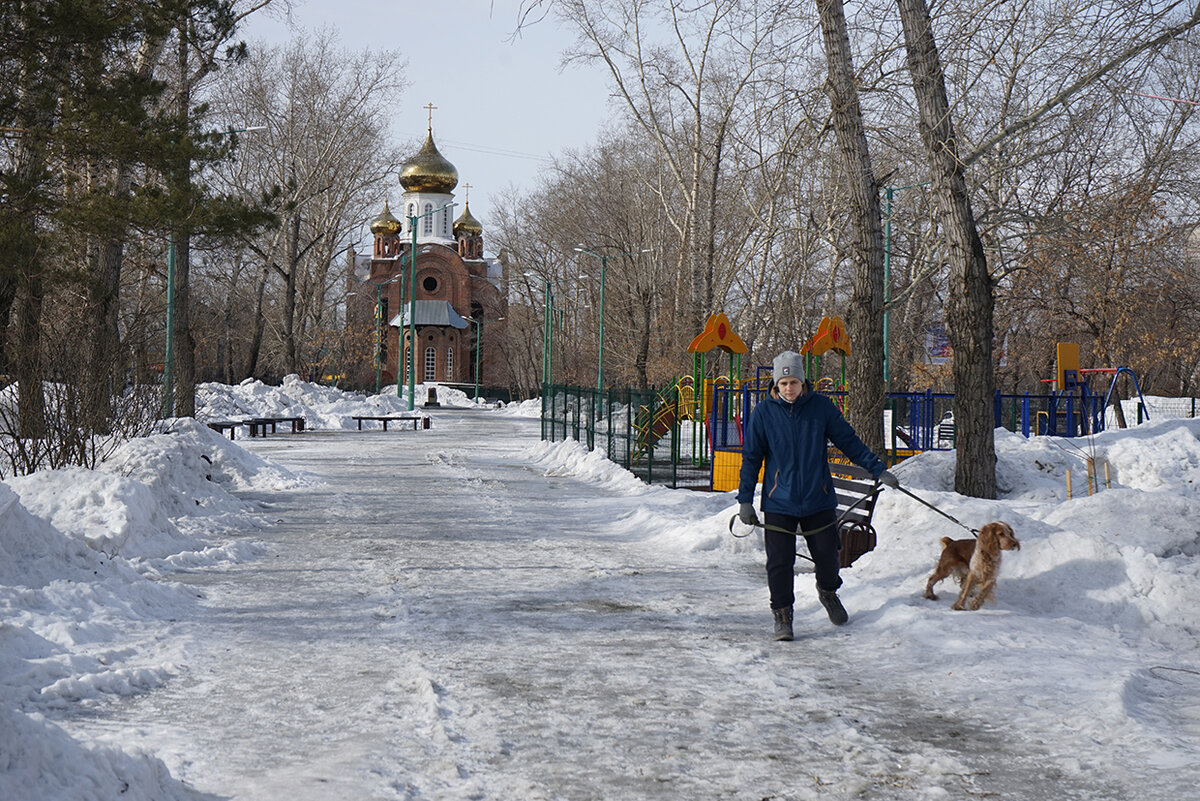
[772,606,794,641]
[818,589,848,626]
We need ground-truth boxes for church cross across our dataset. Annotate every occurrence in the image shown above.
[424,102,437,132]
[463,183,471,203]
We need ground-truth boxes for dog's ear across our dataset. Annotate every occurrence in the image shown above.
[984,521,1020,549]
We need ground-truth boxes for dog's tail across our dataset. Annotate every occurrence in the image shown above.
[939,536,954,549]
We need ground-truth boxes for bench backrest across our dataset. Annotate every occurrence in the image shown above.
[828,462,881,568]
[829,462,879,529]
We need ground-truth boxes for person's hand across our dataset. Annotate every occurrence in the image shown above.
[878,470,900,489]
[738,502,760,526]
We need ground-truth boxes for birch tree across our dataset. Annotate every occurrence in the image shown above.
[530,0,806,336]
[894,0,1200,498]
[205,30,405,377]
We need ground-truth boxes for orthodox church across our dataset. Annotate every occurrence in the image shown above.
[348,113,507,393]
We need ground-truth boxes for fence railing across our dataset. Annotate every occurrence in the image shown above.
[539,384,711,489]
[542,381,1196,490]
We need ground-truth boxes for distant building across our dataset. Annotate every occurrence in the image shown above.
[348,116,507,394]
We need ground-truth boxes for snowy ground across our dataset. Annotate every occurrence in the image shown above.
[2,378,1199,799]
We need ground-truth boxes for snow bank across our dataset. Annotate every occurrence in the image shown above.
[195,374,487,430]
[5,376,1199,798]
[1,409,317,800]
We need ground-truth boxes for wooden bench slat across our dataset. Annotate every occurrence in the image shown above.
[827,467,883,568]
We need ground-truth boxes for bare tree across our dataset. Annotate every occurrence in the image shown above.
[528,0,807,334]
[204,29,406,378]
[815,0,886,454]
[893,0,1200,497]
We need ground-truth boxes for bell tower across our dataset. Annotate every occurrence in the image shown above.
[453,184,484,260]
[369,200,401,257]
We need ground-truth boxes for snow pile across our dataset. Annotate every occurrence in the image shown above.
[3,375,1200,798]
[859,418,1200,644]
[1,415,312,801]
[524,438,661,495]
[498,397,542,418]
[195,374,484,429]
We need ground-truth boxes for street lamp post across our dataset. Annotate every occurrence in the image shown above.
[465,316,485,401]
[162,124,266,418]
[403,202,455,409]
[573,246,649,394]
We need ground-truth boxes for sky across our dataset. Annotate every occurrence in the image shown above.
[3,377,1200,798]
[239,0,615,243]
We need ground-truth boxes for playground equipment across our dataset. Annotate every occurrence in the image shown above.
[628,313,750,467]
[711,315,874,491]
[801,316,851,390]
[1039,343,1149,436]
[688,313,748,398]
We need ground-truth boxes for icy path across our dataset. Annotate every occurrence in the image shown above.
[58,411,1178,799]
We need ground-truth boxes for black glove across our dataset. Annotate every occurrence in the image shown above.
[878,470,900,489]
[738,502,760,526]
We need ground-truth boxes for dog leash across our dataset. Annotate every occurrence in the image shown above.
[727,484,884,563]
[892,485,979,537]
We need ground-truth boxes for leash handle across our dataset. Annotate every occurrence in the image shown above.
[892,485,978,536]
[726,483,883,540]
[727,515,817,563]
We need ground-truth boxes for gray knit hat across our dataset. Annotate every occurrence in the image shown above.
[772,350,804,381]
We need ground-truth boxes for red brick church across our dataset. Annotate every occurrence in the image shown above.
[347,113,507,394]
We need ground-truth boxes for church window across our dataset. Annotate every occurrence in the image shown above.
[422,276,438,293]
[447,347,453,378]
[424,347,437,381]
[442,206,450,234]
[423,203,433,234]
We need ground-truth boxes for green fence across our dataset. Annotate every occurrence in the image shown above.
[539,384,711,490]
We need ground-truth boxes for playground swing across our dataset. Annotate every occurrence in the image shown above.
[1040,343,1150,436]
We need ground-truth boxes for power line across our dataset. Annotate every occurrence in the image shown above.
[440,138,554,164]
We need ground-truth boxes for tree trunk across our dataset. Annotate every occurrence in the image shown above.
[7,54,49,440]
[283,210,300,373]
[83,159,130,432]
[816,0,886,457]
[0,274,15,376]
[172,226,196,417]
[242,262,271,380]
[896,0,997,498]
[171,17,197,417]
[15,270,46,440]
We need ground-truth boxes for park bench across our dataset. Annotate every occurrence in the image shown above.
[206,421,242,440]
[351,414,430,431]
[245,416,306,437]
[206,416,306,440]
[827,461,884,568]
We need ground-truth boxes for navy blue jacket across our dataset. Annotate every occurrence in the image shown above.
[737,389,885,517]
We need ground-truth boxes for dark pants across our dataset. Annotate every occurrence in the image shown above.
[763,509,841,610]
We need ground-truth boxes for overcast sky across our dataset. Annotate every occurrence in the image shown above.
[239,0,615,243]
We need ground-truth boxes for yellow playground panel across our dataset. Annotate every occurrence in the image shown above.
[712,449,916,492]
[708,314,911,492]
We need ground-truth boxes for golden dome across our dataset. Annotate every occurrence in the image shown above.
[453,201,483,236]
[368,200,401,235]
[398,131,458,194]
